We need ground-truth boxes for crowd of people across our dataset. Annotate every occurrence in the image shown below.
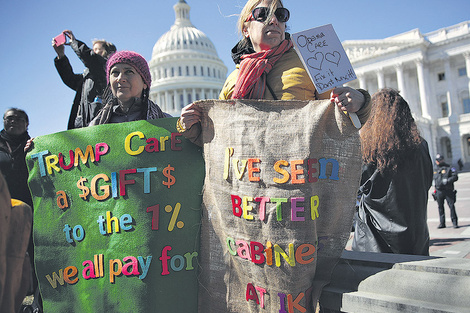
[0,0,462,312]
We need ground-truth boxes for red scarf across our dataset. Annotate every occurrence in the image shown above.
[232,39,293,99]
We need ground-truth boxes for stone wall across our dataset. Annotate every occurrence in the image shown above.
[320,250,470,312]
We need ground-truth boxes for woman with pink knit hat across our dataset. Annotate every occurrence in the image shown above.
[89,50,170,125]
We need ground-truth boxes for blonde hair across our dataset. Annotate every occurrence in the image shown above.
[237,0,285,37]
[92,39,106,46]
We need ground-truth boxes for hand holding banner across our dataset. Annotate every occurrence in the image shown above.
[292,24,361,128]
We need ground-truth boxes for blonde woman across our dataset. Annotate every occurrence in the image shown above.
[178,0,371,145]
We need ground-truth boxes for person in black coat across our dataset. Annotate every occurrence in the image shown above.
[0,108,41,310]
[53,30,116,129]
[433,154,459,228]
[0,108,32,207]
[351,89,433,256]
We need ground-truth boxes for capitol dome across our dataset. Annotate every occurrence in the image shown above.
[149,0,227,116]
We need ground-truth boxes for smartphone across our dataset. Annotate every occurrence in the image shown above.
[54,32,67,46]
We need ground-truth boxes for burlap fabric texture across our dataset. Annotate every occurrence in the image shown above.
[196,99,362,312]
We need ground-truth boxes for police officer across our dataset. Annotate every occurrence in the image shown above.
[433,154,459,228]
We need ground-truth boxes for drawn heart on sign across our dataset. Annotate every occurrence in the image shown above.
[307,52,324,71]
[325,51,341,66]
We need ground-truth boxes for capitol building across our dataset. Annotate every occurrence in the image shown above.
[344,21,470,166]
[149,0,227,117]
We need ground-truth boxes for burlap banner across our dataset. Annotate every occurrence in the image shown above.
[26,118,204,312]
[196,99,362,313]
[26,102,361,313]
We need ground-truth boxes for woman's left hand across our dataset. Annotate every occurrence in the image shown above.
[330,87,365,113]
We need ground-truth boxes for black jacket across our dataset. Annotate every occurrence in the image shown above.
[352,140,433,255]
[54,40,107,129]
[434,161,458,191]
[0,130,32,207]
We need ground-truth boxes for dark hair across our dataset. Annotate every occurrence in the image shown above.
[360,88,422,173]
[141,88,149,105]
[105,42,117,56]
[92,39,117,58]
[4,108,29,123]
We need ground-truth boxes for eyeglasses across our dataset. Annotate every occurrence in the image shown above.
[246,7,290,23]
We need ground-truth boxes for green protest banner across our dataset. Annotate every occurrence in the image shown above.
[26,118,204,312]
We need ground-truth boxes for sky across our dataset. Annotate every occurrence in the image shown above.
[1,0,469,137]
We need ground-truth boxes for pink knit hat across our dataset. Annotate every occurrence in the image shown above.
[106,51,151,88]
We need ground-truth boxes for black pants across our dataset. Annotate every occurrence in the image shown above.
[436,189,458,226]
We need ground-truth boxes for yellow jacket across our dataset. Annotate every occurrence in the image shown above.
[220,48,321,101]
[179,47,370,146]
[220,47,370,125]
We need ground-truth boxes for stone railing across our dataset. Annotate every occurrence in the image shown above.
[425,21,470,44]
[319,250,470,312]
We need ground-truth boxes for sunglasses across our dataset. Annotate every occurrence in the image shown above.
[246,7,290,23]
[4,116,26,123]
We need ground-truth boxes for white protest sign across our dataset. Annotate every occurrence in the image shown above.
[292,24,361,128]
[292,24,356,94]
